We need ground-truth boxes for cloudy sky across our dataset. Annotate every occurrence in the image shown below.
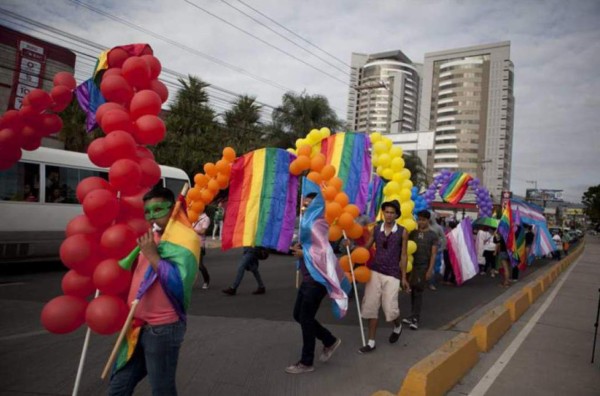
[2,0,599,202]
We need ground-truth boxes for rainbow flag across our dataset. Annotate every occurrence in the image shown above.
[440,172,473,204]
[497,200,515,253]
[513,225,527,267]
[320,132,371,213]
[92,43,153,82]
[300,179,351,318]
[366,174,384,221]
[222,148,299,252]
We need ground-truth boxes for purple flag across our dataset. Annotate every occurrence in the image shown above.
[75,78,105,132]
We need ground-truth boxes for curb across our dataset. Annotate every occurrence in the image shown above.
[372,242,585,396]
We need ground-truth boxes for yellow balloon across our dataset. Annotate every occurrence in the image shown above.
[382,168,394,181]
[389,146,403,158]
[287,148,297,154]
[370,132,382,143]
[382,137,392,150]
[373,141,387,154]
[391,157,405,172]
[386,181,401,195]
[376,166,384,176]
[399,168,411,181]
[407,240,417,255]
[372,155,379,167]
[378,153,391,167]
[399,188,412,202]
[400,202,413,218]
[406,258,413,273]
[392,173,404,184]
[401,218,417,232]
[401,179,413,190]
[387,194,402,204]
[320,127,331,138]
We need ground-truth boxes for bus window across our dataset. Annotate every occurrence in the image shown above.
[165,177,186,197]
[0,162,40,202]
[46,165,106,204]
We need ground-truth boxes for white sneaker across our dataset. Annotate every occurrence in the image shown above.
[202,283,209,289]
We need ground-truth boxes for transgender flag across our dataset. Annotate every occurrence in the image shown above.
[222,148,298,252]
[446,218,478,285]
[320,132,371,213]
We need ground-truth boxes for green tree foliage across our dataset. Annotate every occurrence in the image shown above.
[403,153,428,189]
[221,95,266,155]
[582,185,600,224]
[57,100,101,152]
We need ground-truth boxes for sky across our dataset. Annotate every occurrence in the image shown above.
[1,0,599,203]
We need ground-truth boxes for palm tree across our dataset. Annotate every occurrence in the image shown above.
[404,153,428,189]
[222,95,265,155]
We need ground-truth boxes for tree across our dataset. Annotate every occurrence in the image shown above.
[270,91,343,148]
[404,153,428,189]
[57,100,101,152]
[582,185,600,224]
[221,95,266,155]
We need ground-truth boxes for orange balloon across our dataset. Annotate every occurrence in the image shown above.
[310,153,326,172]
[204,162,217,177]
[337,212,354,230]
[215,159,229,174]
[191,200,205,214]
[193,173,209,189]
[220,163,232,176]
[307,171,323,185]
[328,176,343,191]
[329,224,343,241]
[351,247,370,264]
[289,160,302,176]
[346,222,364,239]
[297,145,312,157]
[345,271,354,282]
[325,201,343,220]
[296,155,311,171]
[200,189,213,203]
[187,187,202,201]
[207,178,220,192]
[334,192,349,208]
[354,266,371,283]
[339,255,351,272]
[344,204,360,218]
[222,147,236,162]
[325,211,337,225]
[187,209,199,223]
[216,173,229,189]
[322,185,337,201]
[320,164,336,181]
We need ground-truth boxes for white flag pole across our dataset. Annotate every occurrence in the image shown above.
[342,230,366,347]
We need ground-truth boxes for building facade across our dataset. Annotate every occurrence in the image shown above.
[419,42,514,201]
[347,50,421,135]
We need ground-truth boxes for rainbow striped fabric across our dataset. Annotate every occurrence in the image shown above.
[497,200,516,254]
[440,172,473,205]
[320,132,371,213]
[222,148,299,252]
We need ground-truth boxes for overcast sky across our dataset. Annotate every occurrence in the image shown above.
[2,0,599,203]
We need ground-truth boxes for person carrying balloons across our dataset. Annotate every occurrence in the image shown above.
[108,186,199,396]
[358,200,409,354]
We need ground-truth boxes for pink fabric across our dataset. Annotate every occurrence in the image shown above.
[193,214,210,248]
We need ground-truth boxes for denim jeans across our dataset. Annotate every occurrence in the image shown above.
[293,282,336,366]
[108,321,186,396]
[232,251,264,289]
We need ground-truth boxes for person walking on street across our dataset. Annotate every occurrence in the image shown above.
[212,202,225,240]
[193,212,211,289]
[357,200,408,354]
[402,210,438,330]
[222,247,267,295]
[494,230,511,287]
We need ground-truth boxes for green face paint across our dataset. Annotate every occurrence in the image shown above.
[144,201,173,221]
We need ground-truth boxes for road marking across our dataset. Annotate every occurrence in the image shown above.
[0,330,47,341]
[468,258,580,396]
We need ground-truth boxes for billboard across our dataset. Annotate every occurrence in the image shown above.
[526,189,563,202]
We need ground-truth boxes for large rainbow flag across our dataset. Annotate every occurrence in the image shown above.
[320,132,371,213]
[222,148,299,252]
[497,200,516,256]
[439,171,473,205]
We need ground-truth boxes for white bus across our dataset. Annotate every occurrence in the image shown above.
[0,147,189,263]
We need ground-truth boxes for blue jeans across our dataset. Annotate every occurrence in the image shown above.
[232,250,265,289]
[108,321,186,396]
[293,282,336,366]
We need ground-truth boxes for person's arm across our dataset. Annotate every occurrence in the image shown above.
[426,236,439,280]
[364,228,375,250]
[137,229,161,271]
[400,229,410,291]
[197,217,209,236]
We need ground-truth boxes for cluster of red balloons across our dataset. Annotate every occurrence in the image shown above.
[41,46,170,336]
[0,72,76,170]
[339,247,372,284]
[186,147,236,223]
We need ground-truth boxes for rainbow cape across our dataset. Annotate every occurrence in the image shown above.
[439,172,473,204]
[300,179,351,318]
[222,148,299,252]
[320,132,371,212]
[114,209,199,373]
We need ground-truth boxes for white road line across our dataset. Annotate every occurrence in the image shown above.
[468,258,580,396]
[0,329,47,341]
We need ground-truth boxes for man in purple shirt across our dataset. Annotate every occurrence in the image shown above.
[358,200,409,354]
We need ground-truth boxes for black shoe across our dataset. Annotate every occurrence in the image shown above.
[252,287,266,295]
[358,344,376,354]
[222,287,236,295]
[389,325,403,343]
[409,318,419,330]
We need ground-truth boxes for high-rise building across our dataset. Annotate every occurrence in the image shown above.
[419,41,514,201]
[347,50,421,135]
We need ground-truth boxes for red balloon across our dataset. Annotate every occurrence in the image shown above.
[148,79,169,103]
[83,189,119,227]
[62,270,95,298]
[0,147,21,170]
[19,105,41,121]
[122,56,151,89]
[87,137,114,168]
[27,88,52,111]
[118,191,146,219]
[93,258,132,295]
[21,133,42,151]
[101,109,133,134]
[0,128,22,152]
[41,295,87,334]
[107,48,129,68]
[102,67,123,79]
[59,234,98,272]
[126,217,150,236]
[53,72,77,90]
[133,115,165,145]
[129,90,162,120]
[138,158,161,187]
[135,145,155,160]
[66,214,102,237]
[95,102,125,126]
[85,295,128,335]
[141,55,162,79]
[50,85,73,112]
[104,130,137,160]
[0,110,24,132]
[76,176,112,203]
[100,224,137,259]
[39,114,63,136]
[109,159,141,193]
[100,75,133,104]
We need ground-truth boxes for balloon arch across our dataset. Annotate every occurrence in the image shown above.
[421,169,494,218]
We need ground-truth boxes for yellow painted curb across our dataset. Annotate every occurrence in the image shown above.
[504,289,530,322]
[469,306,512,352]
[523,280,543,304]
[398,333,479,396]
[371,391,396,396]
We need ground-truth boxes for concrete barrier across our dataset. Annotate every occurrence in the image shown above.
[523,280,543,304]
[469,306,512,352]
[504,289,530,322]
[371,391,395,396]
[398,333,479,396]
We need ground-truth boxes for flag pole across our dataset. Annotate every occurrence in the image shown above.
[71,289,100,395]
[342,230,366,347]
[101,183,190,380]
